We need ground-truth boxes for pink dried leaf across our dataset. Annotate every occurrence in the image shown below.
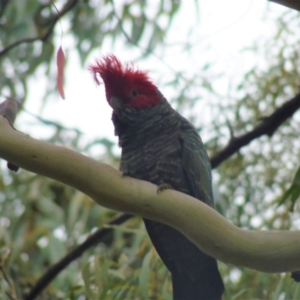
[56,46,65,99]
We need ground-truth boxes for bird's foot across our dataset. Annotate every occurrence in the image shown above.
[292,271,300,282]
[121,169,136,178]
[157,183,174,194]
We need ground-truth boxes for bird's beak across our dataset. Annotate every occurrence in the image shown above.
[109,96,126,121]
[109,96,123,111]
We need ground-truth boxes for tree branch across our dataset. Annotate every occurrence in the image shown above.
[25,213,133,300]
[0,0,78,59]
[269,0,300,11]
[0,116,300,274]
[6,93,300,298]
[210,93,300,168]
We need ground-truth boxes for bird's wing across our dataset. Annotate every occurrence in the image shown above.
[179,119,214,207]
[144,116,224,299]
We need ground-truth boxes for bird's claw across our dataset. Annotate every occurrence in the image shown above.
[157,183,174,194]
[121,169,136,178]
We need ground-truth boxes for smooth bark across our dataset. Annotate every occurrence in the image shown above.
[0,116,300,273]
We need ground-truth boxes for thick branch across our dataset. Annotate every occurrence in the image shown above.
[269,0,300,11]
[0,116,300,273]
[210,93,300,168]
[26,93,300,296]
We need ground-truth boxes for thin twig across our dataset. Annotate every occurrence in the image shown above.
[0,266,18,300]
[23,109,83,135]
[0,0,78,59]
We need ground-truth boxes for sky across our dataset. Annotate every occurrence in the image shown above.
[18,0,289,157]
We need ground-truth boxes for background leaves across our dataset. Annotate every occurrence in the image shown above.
[1,1,300,299]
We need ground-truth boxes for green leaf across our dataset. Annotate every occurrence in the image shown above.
[139,250,151,299]
[82,262,97,299]
[278,166,300,211]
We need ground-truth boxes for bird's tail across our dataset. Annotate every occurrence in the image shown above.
[172,269,224,300]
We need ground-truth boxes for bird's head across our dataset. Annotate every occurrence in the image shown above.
[89,54,162,120]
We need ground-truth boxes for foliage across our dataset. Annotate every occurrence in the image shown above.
[0,0,180,102]
[1,1,300,299]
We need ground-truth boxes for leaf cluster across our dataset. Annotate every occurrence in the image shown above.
[1,2,300,300]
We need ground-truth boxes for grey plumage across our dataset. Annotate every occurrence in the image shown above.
[90,54,224,299]
[113,96,224,300]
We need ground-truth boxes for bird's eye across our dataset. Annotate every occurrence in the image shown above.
[130,89,138,97]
